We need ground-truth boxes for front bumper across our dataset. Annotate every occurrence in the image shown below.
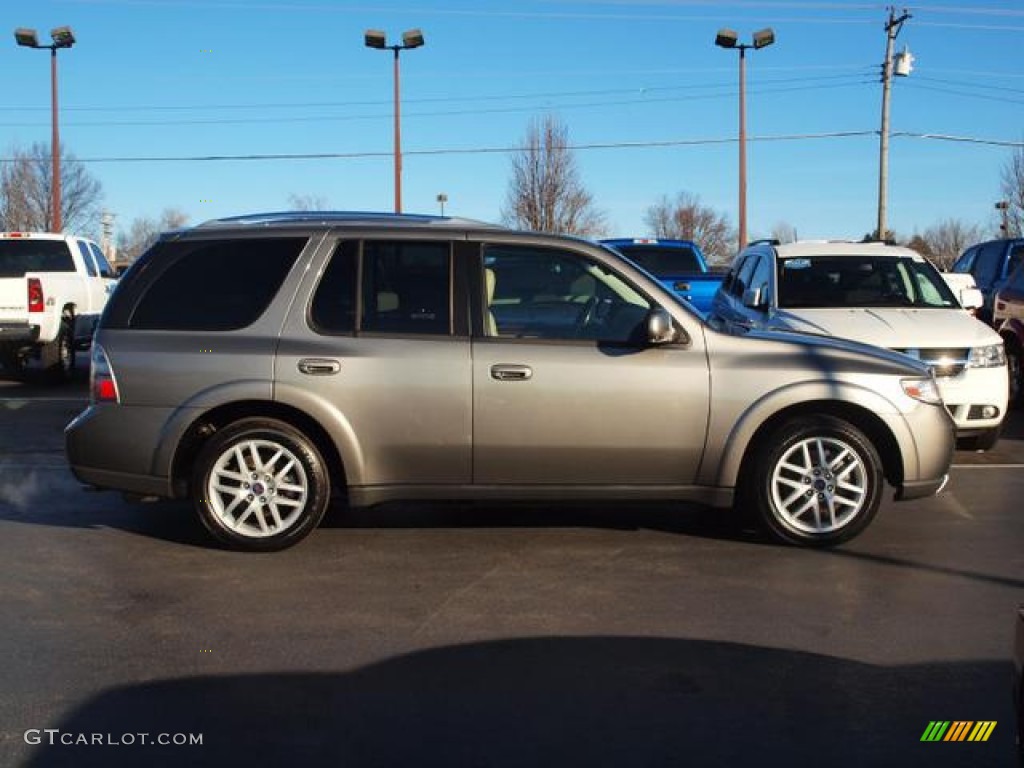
[936,365,1009,435]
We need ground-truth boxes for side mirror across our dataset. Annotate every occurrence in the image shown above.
[960,287,983,310]
[742,286,765,309]
[646,307,678,345]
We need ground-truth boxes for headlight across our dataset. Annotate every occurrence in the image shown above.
[901,377,943,405]
[967,343,1006,368]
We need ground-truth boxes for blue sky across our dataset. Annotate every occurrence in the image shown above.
[4,1,1023,244]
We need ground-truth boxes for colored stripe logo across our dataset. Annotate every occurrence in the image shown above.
[920,721,996,742]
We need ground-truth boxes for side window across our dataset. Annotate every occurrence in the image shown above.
[749,254,773,305]
[972,243,1002,286]
[89,243,115,278]
[77,241,98,277]
[129,238,306,330]
[482,245,652,343]
[952,246,976,274]
[309,241,358,334]
[733,254,759,298]
[1008,244,1024,277]
[360,241,451,335]
[1007,261,1024,294]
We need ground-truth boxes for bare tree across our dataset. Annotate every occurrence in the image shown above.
[288,193,330,211]
[920,218,986,270]
[501,115,606,236]
[1000,145,1024,237]
[644,192,736,264]
[116,208,190,265]
[0,142,102,234]
[771,221,798,244]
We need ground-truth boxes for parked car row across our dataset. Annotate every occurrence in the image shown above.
[951,237,1024,407]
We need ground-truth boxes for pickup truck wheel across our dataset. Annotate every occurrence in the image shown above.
[192,418,330,552]
[744,415,882,547]
[45,317,76,383]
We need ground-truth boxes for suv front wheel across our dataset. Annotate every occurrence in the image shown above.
[742,415,883,547]
[192,418,331,551]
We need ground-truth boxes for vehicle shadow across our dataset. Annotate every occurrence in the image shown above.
[16,636,1016,768]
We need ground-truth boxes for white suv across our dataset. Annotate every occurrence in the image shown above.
[710,240,1008,450]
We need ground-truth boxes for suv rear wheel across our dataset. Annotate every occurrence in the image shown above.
[742,415,883,547]
[192,418,330,551]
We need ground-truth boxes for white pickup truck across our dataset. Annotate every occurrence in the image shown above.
[0,231,117,381]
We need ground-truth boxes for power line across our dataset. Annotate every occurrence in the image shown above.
[0,79,873,129]
[5,129,1018,165]
[0,71,874,116]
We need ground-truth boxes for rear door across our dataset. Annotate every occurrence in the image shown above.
[470,241,710,486]
[275,235,472,488]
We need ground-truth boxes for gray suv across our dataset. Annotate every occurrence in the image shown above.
[66,212,954,551]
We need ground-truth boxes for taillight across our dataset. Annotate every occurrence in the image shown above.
[90,344,120,404]
[27,278,44,313]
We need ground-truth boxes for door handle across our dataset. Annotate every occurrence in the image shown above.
[297,358,341,376]
[490,364,532,381]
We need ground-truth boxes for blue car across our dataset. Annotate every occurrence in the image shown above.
[600,238,724,316]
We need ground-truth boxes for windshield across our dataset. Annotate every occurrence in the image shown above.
[610,244,701,276]
[777,255,958,309]
[0,239,75,277]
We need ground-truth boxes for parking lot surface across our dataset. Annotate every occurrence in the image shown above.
[1,365,1021,766]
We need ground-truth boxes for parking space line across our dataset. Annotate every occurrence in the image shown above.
[950,463,1024,469]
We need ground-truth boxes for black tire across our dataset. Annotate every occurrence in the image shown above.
[1006,339,1022,408]
[45,316,76,384]
[192,418,331,552]
[740,415,883,547]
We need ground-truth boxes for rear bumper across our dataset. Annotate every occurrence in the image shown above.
[0,322,40,344]
[68,464,173,498]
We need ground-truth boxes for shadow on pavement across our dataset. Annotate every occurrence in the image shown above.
[19,636,1015,768]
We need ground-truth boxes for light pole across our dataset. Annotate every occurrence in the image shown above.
[715,27,774,252]
[14,26,76,233]
[364,28,424,214]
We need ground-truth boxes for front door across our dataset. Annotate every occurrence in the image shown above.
[472,243,710,486]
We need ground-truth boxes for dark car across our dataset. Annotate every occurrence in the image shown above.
[994,260,1024,406]
[951,237,1024,325]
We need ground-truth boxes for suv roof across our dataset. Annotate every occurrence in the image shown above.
[193,211,504,232]
[770,240,921,259]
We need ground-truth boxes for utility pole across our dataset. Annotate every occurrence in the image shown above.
[877,7,911,241]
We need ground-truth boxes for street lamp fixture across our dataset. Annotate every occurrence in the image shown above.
[13,25,76,233]
[715,27,775,252]
[364,27,425,214]
[996,200,1011,235]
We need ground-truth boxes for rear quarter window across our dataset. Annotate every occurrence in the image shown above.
[127,238,306,330]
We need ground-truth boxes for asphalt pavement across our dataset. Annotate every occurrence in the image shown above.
[0,363,1021,767]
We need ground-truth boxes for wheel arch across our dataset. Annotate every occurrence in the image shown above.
[729,400,904,492]
[169,400,348,501]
